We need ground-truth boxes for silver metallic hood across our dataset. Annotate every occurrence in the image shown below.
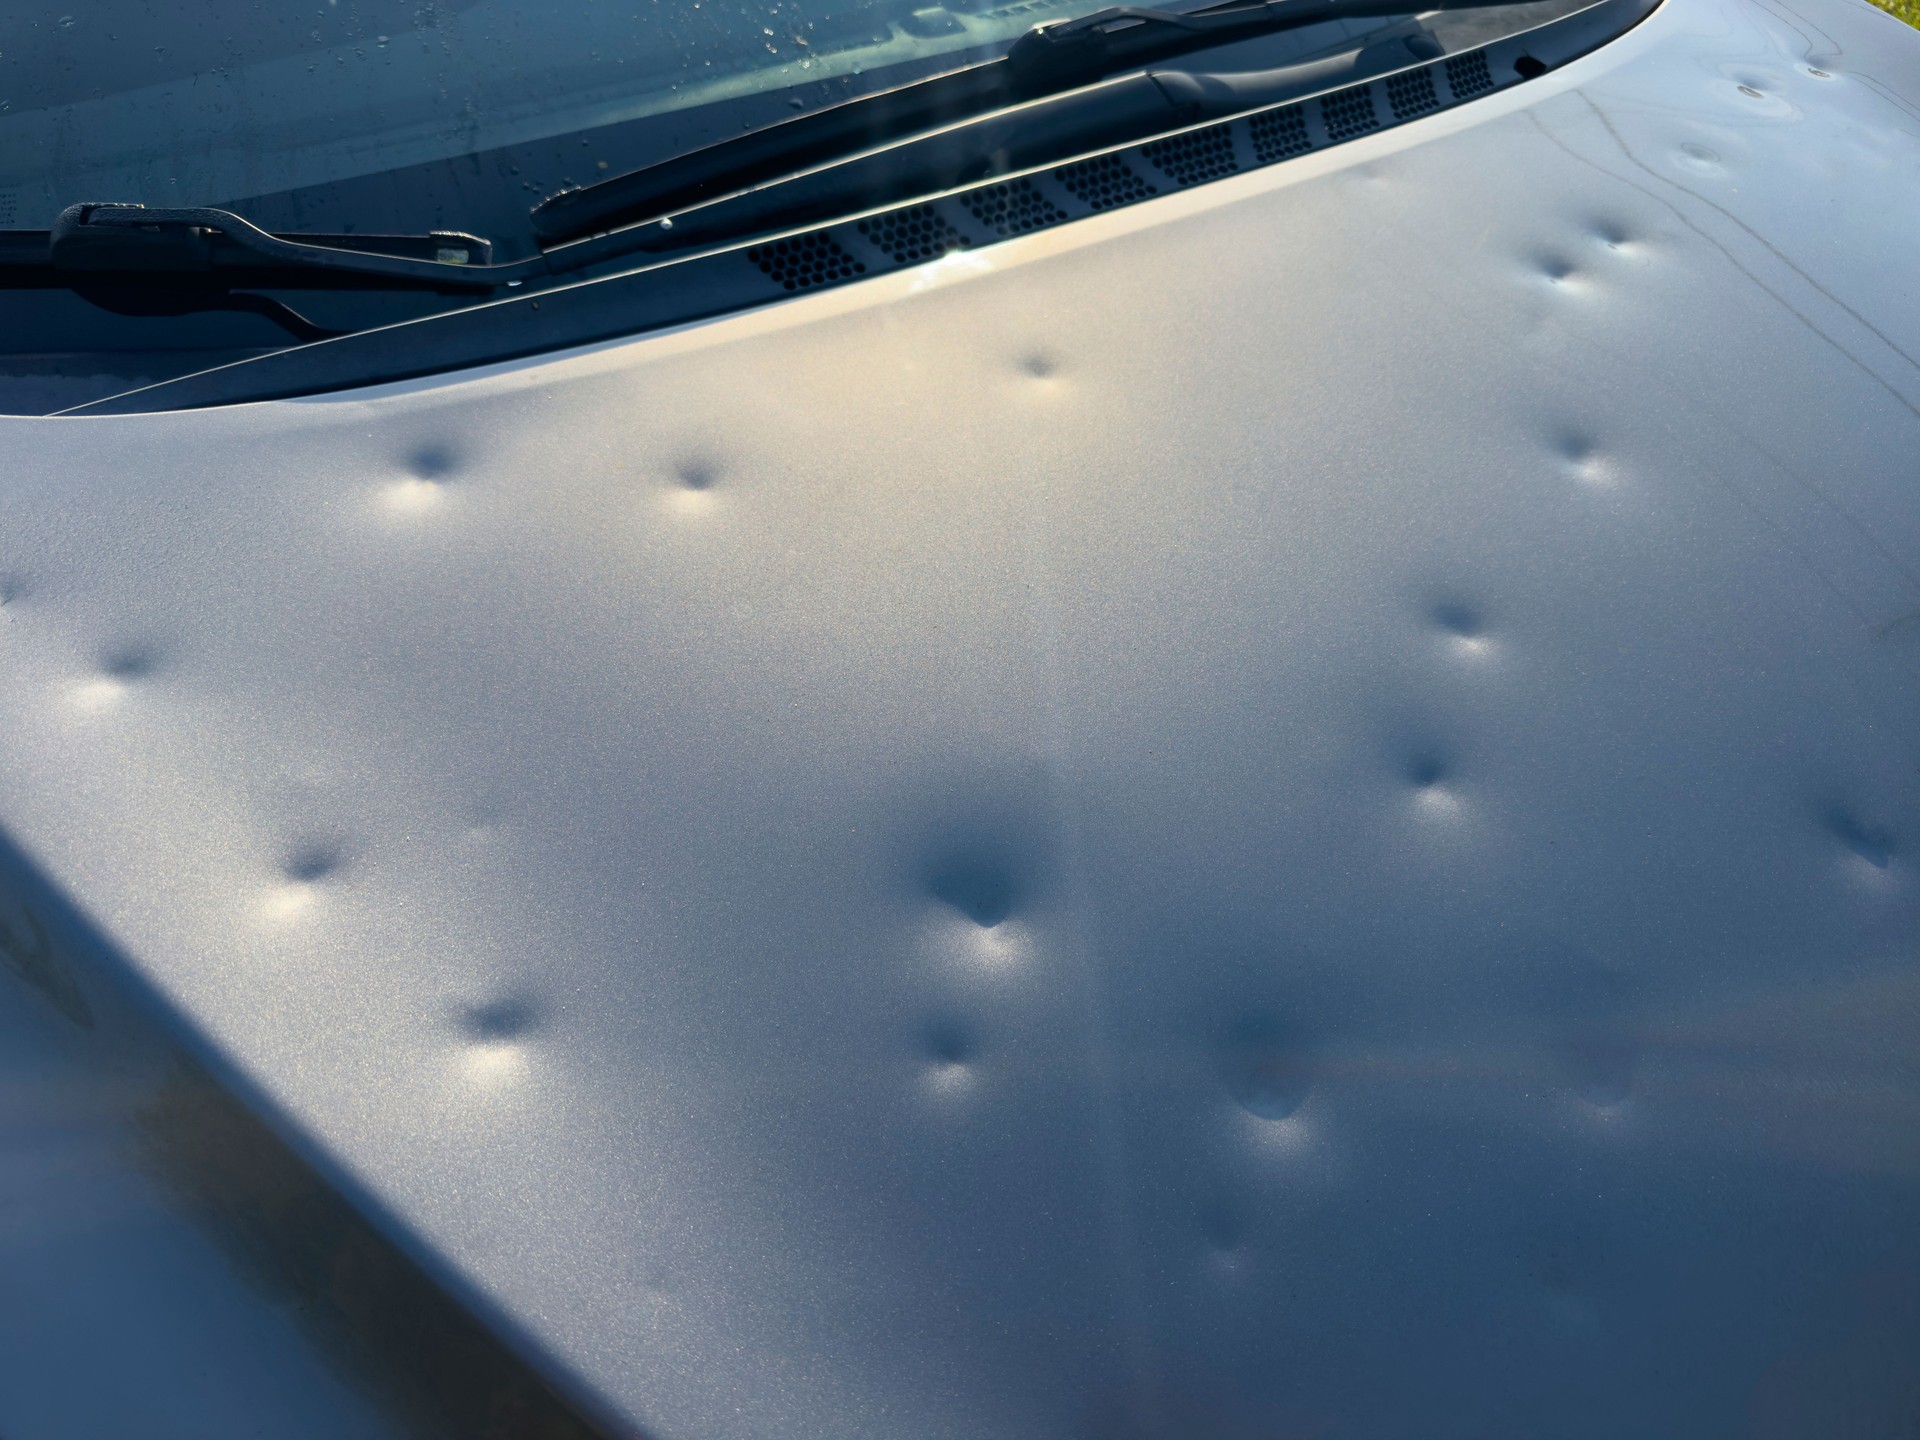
[3,0,1919,1432]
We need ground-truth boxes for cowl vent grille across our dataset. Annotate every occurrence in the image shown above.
[1055,154,1159,211]
[735,30,1586,301]
[1144,124,1239,187]
[963,178,1068,237]
[746,231,866,290]
[1321,84,1380,140]
[1447,50,1495,98]
[1386,67,1440,119]
[856,204,969,265]
[1249,105,1312,163]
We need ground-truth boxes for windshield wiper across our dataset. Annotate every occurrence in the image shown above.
[0,203,528,289]
[1005,0,1441,85]
[531,25,1451,261]
[0,203,565,339]
[530,0,1521,246]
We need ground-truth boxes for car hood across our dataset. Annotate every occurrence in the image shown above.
[2,0,1918,1432]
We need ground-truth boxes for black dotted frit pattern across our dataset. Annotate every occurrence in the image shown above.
[746,231,866,291]
[1143,124,1238,187]
[1386,66,1440,119]
[963,178,1068,237]
[1320,85,1380,141]
[1446,50,1495,98]
[1248,105,1311,164]
[856,204,969,265]
[1054,154,1158,211]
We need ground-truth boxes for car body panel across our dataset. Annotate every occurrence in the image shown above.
[2,0,1918,1432]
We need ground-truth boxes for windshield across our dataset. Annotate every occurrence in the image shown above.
[0,0,1423,253]
[1,0,1095,248]
[1,0,1619,414]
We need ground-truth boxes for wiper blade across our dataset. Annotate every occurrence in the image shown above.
[529,68,1019,247]
[530,0,1524,246]
[538,31,1433,261]
[0,203,535,290]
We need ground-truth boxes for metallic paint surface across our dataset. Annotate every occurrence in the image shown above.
[1,0,1918,1432]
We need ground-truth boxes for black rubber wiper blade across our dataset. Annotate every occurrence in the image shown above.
[529,0,1538,247]
[529,66,1023,248]
[0,203,540,290]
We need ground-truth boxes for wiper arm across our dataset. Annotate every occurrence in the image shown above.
[1005,0,1443,86]
[0,203,564,341]
[0,203,541,290]
[68,283,352,343]
[530,0,1522,246]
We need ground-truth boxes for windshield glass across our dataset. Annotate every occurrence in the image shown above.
[1,0,1101,246]
[0,0,1433,253]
